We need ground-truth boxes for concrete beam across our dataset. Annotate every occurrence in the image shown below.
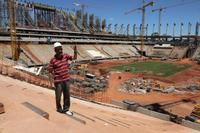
[182,120,200,131]
[136,107,170,121]
[111,100,170,121]
[111,100,128,109]
[111,99,139,111]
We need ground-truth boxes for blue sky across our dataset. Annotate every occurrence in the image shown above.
[29,0,200,35]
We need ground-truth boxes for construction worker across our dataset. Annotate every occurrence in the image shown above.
[49,42,77,115]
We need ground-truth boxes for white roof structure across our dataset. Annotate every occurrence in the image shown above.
[86,50,107,59]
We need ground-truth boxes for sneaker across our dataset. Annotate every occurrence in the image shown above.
[63,108,69,113]
[65,110,73,116]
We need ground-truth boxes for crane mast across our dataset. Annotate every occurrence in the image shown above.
[7,0,19,61]
[125,0,154,56]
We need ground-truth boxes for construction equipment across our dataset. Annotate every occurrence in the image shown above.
[125,0,154,56]
[186,104,200,124]
[191,104,200,120]
[152,0,200,36]
[7,0,19,61]
[152,7,166,36]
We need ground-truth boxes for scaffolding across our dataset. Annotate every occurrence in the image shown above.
[0,0,9,32]
[1,0,199,36]
[0,0,108,33]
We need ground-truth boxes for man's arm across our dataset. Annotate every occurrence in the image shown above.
[47,61,54,88]
[67,45,77,61]
[73,45,77,60]
[48,60,54,74]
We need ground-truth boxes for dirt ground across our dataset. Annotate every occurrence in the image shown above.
[89,58,200,85]
[1,58,200,117]
[88,58,200,117]
[1,74,198,133]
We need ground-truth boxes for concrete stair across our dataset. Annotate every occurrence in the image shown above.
[0,75,199,133]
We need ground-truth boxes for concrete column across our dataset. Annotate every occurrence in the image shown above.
[180,22,183,36]
[152,23,155,33]
[173,23,176,37]
[166,23,169,35]
[146,24,148,36]
[127,24,130,36]
[114,24,118,34]
[133,24,136,36]
[188,22,192,35]
[107,24,112,33]
[195,22,199,36]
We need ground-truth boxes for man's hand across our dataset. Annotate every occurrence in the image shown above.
[73,45,77,60]
[71,60,76,64]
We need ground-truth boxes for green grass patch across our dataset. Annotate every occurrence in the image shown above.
[111,61,191,77]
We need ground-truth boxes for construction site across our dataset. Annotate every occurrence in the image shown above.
[1,0,200,132]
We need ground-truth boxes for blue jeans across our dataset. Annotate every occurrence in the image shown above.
[54,80,70,111]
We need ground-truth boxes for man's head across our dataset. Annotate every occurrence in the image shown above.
[54,42,63,55]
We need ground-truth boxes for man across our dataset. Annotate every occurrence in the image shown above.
[49,42,77,115]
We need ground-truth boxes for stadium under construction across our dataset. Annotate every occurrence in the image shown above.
[1,0,200,133]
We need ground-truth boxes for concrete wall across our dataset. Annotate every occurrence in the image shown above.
[0,44,11,58]
[134,45,154,56]
[151,48,173,57]
[192,46,200,59]
[0,43,191,65]
[0,43,34,65]
[134,45,188,58]
[19,44,140,64]
[169,46,189,59]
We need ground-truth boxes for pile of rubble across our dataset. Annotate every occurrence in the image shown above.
[71,73,108,93]
[176,83,200,92]
[119,78,200,94]
[119,78,156,94]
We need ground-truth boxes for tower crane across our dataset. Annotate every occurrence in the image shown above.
[152,0,200,36]
[7,0,19,61]
[152,7,166,36]
[125,0,154,56]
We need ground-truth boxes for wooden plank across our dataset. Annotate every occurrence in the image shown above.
[0,103,5,114]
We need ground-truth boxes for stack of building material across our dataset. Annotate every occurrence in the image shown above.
[191,104,200,119]
[0,103,5,114]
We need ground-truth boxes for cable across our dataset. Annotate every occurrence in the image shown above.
[164,0,200,9]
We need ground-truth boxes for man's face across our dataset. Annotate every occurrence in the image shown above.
[55,46,63,55]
